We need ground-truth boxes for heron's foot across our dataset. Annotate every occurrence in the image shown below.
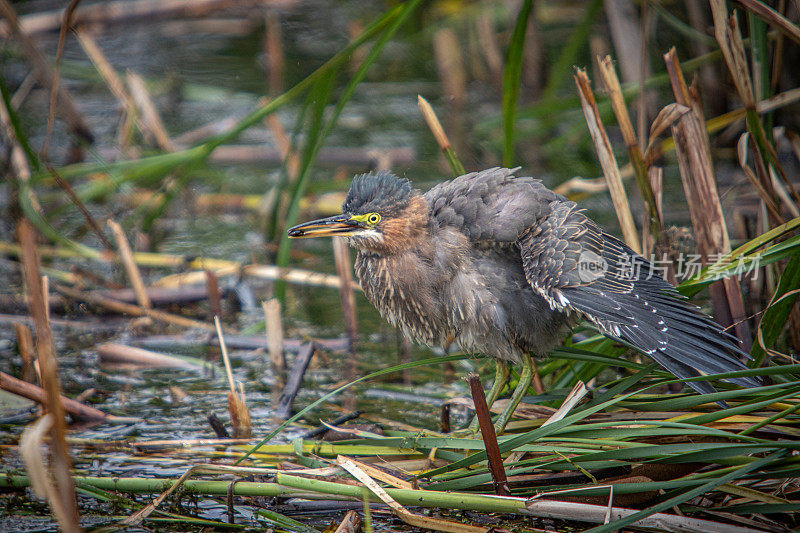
[448,417,503,438]
[456,360,510,436]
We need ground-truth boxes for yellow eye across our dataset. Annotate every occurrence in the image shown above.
[367,213,381,225]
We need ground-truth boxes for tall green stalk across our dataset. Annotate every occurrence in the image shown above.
[501,0,534,166]
[274,0,425,300]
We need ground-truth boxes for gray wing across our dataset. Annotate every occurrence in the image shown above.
[425,167,562,243]
[519,202,758,393]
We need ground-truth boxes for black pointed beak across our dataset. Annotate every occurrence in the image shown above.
[287,214,365,238]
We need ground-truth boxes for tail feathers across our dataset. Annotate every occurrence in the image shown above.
[562,285,760,394]
[647,351,719,396]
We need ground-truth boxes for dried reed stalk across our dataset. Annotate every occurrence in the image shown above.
[574,68,641,254]
[0,370,109,422]
[204,269,222,319]
[75,29,136,117]
[332,240,358,350]
[127,71,176,151]
[333,237,359,410]
[417,95,465,176]
[476,15,503,88]
[264,10,285,95]
[737,133,784,223]
[260,95,300,237]
[734,0,800,46]
[17,220,81,532]
[0,239,352,291]
[0,0,273,37]
[467,373,510,497]
[664,49,750,348]
[710,1,796,221]
[75,29,138,151]
[19,415,77,529]
[261,97,300,177]
[215,316,251,438]
[55,284,214,331]
[0,0,91,141]
[263,299,286,386]
[334,510,362,533]
[337,456,487,533]
[97,342,201,370]
[596,55,662,245]
[107,219,152,309]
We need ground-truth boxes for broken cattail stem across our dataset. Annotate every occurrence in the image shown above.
[54,284,214,331]
[275,342,315,420]
[214,315,251,438]
[467,373,510,496]
[14,322,37,383]
[107,219,152,310]
[417,95,465,176]
[205,269,223,319]
[215,316,236,396]
[664,49,751,349]
[262,299,286,385]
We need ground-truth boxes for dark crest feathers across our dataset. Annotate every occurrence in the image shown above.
[343,170,415,216]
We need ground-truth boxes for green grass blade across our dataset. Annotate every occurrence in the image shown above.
[255,509,320,533]
[751,253,800,365]
[581,450,786,533]
[501,0,534,166]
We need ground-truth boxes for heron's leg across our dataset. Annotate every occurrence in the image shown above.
[492,354,534,435]
[466,360,510,433]
[485,360,511,408]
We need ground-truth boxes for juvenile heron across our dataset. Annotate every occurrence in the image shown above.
[289,168,757,433]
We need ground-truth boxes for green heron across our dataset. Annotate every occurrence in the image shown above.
[289,168,757,434]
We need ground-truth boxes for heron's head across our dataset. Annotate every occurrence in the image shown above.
[288,170,428,253]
